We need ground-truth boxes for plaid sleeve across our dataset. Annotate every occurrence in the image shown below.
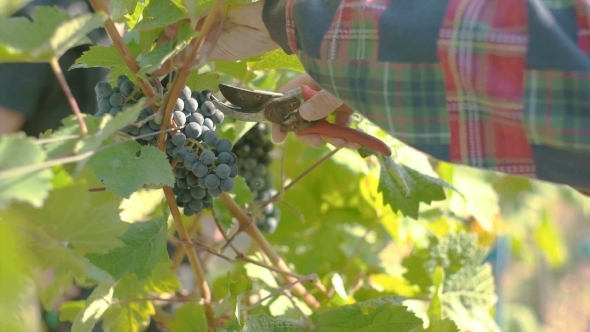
[262,0,590,192]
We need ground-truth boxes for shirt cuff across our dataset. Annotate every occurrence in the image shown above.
[262,0,293,55]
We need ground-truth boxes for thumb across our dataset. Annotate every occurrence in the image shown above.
[299,89,343,121]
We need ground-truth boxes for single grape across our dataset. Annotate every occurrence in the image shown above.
[216,139,232,153]
[174,167,188,178]
[235,144,250,157]
[229,164,239,178]
[94,111,106,118]
[229,152,238,164]
[202,193,213,204]
[219,177,235,192]
[188,112,204,125]
[184,153,199,170]
[242,170,253,181]
[252,147,264,158]
[184,122,202,139]
[205,174,220,189]
[173,183,181,195]
[139,125,156,140]
[189,198,204,211]
[263,202,274,214]
[254,164,268,177]
[165,139,175,149]
[186,173,199,187]
[208,187,222,197]
[211,109,225,124]
[184,98,199,113]
[98,98,111,112]
[190,187,207,200]
[177,178,189,190]
[192,162,209,177]
[217,152,232,165]
[243,158,257,170]
[109,93,124,107]
[117,75,129,87]
[148,120,160,130]
[200,100,215,116]
[198,176,207,188]
[180,86,192,100]
[171,132,186,147]
[215,164,231,179]
[175,98,184,113]
[173,111,187,126]
[183,207,195,217]
[203,118,215,130]
[172,146,188,161]
[249,176,266,190]
[94,81,113,99]
[120,80,136,97]
[109,107,121,116]
[200,150,216,165]
[203,131,219,146]
[201,90,213,101]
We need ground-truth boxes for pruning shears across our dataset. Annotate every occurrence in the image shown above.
[211,84,392,156]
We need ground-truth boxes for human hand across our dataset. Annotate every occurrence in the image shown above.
[153,1,279,75]
[271,73,362,150]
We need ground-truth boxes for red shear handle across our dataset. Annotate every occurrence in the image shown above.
[295,85,392,156]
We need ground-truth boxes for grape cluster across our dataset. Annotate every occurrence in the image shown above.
[233,123,280,233]
[92,77,237,216]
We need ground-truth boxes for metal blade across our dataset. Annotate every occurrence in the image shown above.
[211,96,266,122]
[218,84,280,109]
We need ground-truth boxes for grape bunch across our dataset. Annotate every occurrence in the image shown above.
[92,77,238,216]
[233,123,280,233]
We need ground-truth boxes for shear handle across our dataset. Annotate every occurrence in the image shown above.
[295,85,392,156]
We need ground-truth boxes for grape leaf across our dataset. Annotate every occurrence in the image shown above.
[144,262,181,294]
[0,6,106,62]
[441,264,499,332]
[425,232,488,277]
[135,0,187,31]
[59,300,86,323]
[138,21,195,75]
[427,267,444,320]
[422,318,459,332]
[0,132,53,209]
[70,41,142,82]
[101,274,154,332]
[310,297,422,332]
[247,48,305,72]
[168,303,208,332]
[242,312,307,332]
[186,72,221,93]
[85,216,169,281]
[72,283,115,332]
[88,141,175,198]
[42,114,101,159]
[213,60,248,79]
[377,155,447,219]
[2,181,128,254]
[109,0,139,21]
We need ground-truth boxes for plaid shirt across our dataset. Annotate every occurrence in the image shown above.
[263,0,590,193]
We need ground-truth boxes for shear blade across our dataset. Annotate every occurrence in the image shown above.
[218,84,281,109]
[211,96,267,122]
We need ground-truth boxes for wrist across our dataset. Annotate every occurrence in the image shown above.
[262,0,293,54]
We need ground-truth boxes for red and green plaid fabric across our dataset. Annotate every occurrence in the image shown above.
[267,0,590,192]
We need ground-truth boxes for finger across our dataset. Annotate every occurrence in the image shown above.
[346,142,362,150]
[296,134,323,148]
[271,123,288,143]
[299,89,344,121]
[278,73,321,93]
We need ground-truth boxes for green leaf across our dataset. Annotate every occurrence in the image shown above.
[85,216,168,281]
[0,7,106,62]
[70,41,142,82]
[310,297,421,332]
[422,318,459,332]
[377,155,447,219]
[169,303,208,332]
[138,21,195,75]
[135,0,187,31]
[534,210,569,269]
[72,283,115,332]
[186,72,221,92]
[88,141,175,198]
[242,312,307,332]
[247,48,305,72]
[101,274,154,332]
[109,0,139,22]
[0,132,54,209]
[59,300,86,323]
[0,0,33,17]
[441,264,499,332]
[144,262,181,294]
[3,181,128,254]
[427,267,444,320]
[42,114,101,159]
[213,60,248,79]
[79,100,144,154]
[425,232,488,277]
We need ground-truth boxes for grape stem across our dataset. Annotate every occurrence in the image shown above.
[49,58,88,135]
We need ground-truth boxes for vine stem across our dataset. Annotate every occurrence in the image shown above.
[163,187,215,331]
[88,0,156,105]
[49,58,87,135]
[218,193,320,309]
[171,215,202,270]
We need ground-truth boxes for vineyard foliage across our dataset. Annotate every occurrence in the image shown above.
[0,1,588,332]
